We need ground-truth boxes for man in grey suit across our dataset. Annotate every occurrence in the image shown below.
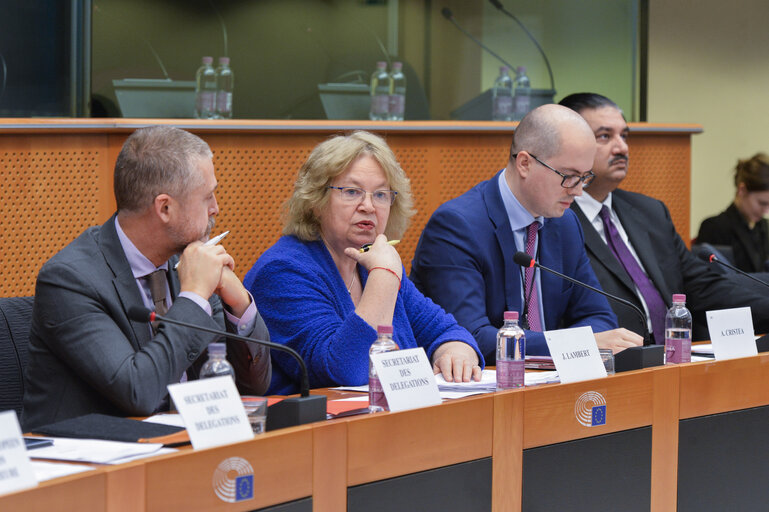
[22,126,271,429]
[560,92,769,343]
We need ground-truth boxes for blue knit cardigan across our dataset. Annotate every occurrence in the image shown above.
[244,235,484,394]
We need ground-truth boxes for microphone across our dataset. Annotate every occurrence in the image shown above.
[488,0,556,92]
[512,252,664,371]
[441,8,517,72]
[693,248,769,353]
[693,247,769,289]
[128,306,327,431]
[513,251,650,343]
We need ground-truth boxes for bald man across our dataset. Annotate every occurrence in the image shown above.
[411,104,642,362]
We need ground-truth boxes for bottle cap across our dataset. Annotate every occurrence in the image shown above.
[392,61,403,70]
[377,61,387,68]
[500,66,509,73]
[503,311,519,321]
[377,325,393,335]
[672,293,686,303]
[202,56,213,64]
[516,66,526,73]
[218,57,230,65]
[207,342,227,355]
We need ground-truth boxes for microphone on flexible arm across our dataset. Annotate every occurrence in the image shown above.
[127,306,327,431]
[512,252,664,371]
[692,247,769,352]
[441,8,517,71]
[488,0,556,92]
[693,246,769,289]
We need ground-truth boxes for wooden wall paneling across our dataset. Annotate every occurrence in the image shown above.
[622,133,691,245]
[0,134,113,297]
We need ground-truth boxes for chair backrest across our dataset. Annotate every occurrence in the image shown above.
[0,296,34,418]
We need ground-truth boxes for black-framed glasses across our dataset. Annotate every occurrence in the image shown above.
[327,186,398,206]
[512,152,595,189]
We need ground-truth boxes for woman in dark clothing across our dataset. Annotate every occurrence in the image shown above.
[697,153,769,272]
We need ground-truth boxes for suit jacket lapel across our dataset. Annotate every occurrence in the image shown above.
[99,215,152,350]
[571,202,637,293]
[613,193,672,301]
[483,171,522,312]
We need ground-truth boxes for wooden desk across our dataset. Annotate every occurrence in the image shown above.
[7,354,767,511]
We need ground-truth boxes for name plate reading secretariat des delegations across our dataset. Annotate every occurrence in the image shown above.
[0,410,36,495]
[544,325,607,384]
[168,376,253,450]
[370,347,442,412]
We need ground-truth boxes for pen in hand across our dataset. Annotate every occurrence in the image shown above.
[173,230,230,270]
[359,239,400,253]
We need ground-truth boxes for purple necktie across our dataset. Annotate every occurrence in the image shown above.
[524,221,542,331]
[599,205,666,344]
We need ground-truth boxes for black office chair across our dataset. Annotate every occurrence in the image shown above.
[0,297,35,418]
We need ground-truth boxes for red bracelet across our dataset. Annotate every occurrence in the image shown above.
[370,266,401,289]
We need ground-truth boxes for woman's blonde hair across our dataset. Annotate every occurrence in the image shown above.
[283,131,415,241]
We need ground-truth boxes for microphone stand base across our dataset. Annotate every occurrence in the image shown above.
[756,334,769,353]
[615,345,664,373]
[266,395,327,431]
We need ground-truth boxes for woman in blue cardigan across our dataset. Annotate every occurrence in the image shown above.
[244,131,483,394]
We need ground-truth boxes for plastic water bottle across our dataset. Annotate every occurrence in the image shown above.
[194,56,216,119]
[369,61,390,121]
[512,66,531,121]
[369,325,399,412]
[388,61,406,121]
[215,57,234,119]
[496,311,526,389]
[665,294,692,364]
[200,342,235,380]
[492,66,514,121]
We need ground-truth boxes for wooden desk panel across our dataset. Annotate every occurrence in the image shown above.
[143,426,313,512]
[522,370,655,448]
[0,470,107,512]
[679,354,769,419]
[346,394,493,486]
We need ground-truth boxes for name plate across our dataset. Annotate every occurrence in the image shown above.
[706,307,758,360]
[0,411,36,495]
[168,376,253,450]
[545,326,606,383]
[371,347,442,412]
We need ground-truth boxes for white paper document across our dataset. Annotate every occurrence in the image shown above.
[28,438,165,465]
[31,461,94,482]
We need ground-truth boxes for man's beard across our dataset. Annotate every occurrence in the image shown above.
[170,216,215,254]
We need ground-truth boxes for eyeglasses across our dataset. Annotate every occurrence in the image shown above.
[513,153,595,189]
[327,186,398,206]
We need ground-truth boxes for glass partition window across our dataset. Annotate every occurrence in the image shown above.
[90,0,641,120]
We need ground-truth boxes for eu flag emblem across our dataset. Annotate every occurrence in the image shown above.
[591,405,606,426]
[235,475,254,501]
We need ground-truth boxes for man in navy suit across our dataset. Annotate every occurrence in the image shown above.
[411,104,642,362]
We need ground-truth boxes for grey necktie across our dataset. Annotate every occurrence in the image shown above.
[146,270,169,332]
